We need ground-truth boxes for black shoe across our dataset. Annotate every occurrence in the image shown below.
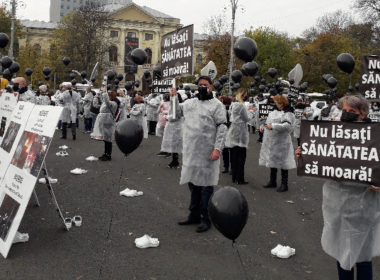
[168,162,179,169]
[276,183,288,192]
[222,169,229,173]
[156,151,167,157]
[196,223,210,233]
[263,182,277,188]
[99,154,111,161]
[178,219,200,225]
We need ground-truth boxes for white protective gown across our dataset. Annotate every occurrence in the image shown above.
[161,99,183,153]
[259,109,296,170]
[321,180,380,270]
[36,95,51,106]
[225,102,251,148]
[130,103,148,139]
[18,89,36,104]
[146,94,160,122]
[173,96,227,186]
[82,92,94,119]
[97,93,117,142]
[59,89,80,123]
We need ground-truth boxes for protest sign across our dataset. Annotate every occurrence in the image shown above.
[0,92,18,143]
[161,25,194,79]
[360,55,380,101]
[0,102,34,183]
[0,105,62,258]
[298,120,380,186]
[152,79,172,94]
[368,111,380,122]
[258,104,275,120]
[294,108,304,119]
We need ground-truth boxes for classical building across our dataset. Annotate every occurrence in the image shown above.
[19,2,208,90]
[50,0,132,23]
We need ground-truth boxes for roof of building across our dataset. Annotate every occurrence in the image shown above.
[104,2,175,19]
[21,20,57,29]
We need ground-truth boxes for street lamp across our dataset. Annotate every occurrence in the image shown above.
[228,0,238,96]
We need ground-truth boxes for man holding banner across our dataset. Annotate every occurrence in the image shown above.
[297,95,380,280]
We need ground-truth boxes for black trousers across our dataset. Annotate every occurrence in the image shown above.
[148,121,157,134]
[188,183,213,226]
[222,148,230,170]
[230,146,247,183]
[337,261,372,280]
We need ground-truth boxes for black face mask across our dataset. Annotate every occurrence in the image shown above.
[13,83,19,92]
[18,87,27,94]
[295,103,305,109]
[305,103,310,107]
[198,86,212,101]
[341,111,359,122]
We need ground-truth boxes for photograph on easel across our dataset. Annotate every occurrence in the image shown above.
[0,193,20,242]
[10,131,52,177]
[0,117,6,137]
[0,121,21,153]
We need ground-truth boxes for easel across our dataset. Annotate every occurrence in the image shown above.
[32,160,69,231]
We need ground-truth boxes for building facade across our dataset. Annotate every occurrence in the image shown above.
[20,2,208,90]
[50,0,132,23]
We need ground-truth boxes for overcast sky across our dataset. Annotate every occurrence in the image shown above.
[13,0,356,37]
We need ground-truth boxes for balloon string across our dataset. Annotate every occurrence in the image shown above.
[349,73,352,88]
[232,241,250,280]
[118,165,125,191]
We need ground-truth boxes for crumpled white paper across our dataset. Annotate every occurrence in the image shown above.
[271,244,296,259]
[56,151,69,157]
[70,168,88,175]
[13,232,29,244]
[120,188,143,197]
[59,145,69,150]
[38,177,58,184]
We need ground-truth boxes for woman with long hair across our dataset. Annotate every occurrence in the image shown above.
[259,94,296,192]
[225,88,251,184]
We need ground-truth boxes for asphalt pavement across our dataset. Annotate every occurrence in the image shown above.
[1,124,379,280]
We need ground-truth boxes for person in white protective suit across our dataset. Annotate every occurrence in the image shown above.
[59,82,80,140]
[225,88,253,184]
[302,97,314,120]
[293,98,305,147]
[161,93,186,169]
[296,95,380,280]
[146,93,160,135]
[36,85,51,105]
[130,95,148,139]
[12,77,36,104]
[170,76,227,233]
[82,86,94,133]
[259,94,296,192]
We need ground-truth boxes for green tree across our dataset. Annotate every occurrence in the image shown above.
[0,7,23,57]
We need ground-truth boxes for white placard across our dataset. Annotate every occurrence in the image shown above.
[0,93,18,143]
[0,105,62,258]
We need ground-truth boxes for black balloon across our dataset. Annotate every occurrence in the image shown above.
[348,85,354,92]
[337,53,355,74]
[153,65,161,79]
[107,70,115,80]
[2,68,11,80]
[327,77,337,89]
[254,75,261,82]
[258,84,265,92]
[322,74,333,83]
[131,48,147,65]
[69,72,76,79]
[117,73,124,81]
[219,75,229,85]
[213,80,222,91]
[267,68,277,78]
[0,33,9,48]
[179,84,184,89]
[1,56,12,69]
[233,37,258,62]
[250,81,256,88]
[242,61,258,77]
[208,186,249,241]
[114,79,120,85]
[91,78,96,83]
[82,80,87,84]
[45,76,50,81]
[63,57,71,66]
[232,83,240,90]
[80,71,87,79]
[115,119,144,156]
[299,82,308,92]
[42,67,51,76]
[134,80,140,88]
[125,81,133,90]
[71,79,77,85]
[9,62,20,73]
[261,78,266,84]
[25,68,33,76]
[231,70,243,83]
[289,78,295,85]
[143,70,150,79]
[184,85,190,91]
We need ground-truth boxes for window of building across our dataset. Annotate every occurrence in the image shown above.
[110,31,118,38]
[109,45,118,63]
[145,48,152,64]
[127,32,136,38]
[145,33,153,41]
[196,54,203,68]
